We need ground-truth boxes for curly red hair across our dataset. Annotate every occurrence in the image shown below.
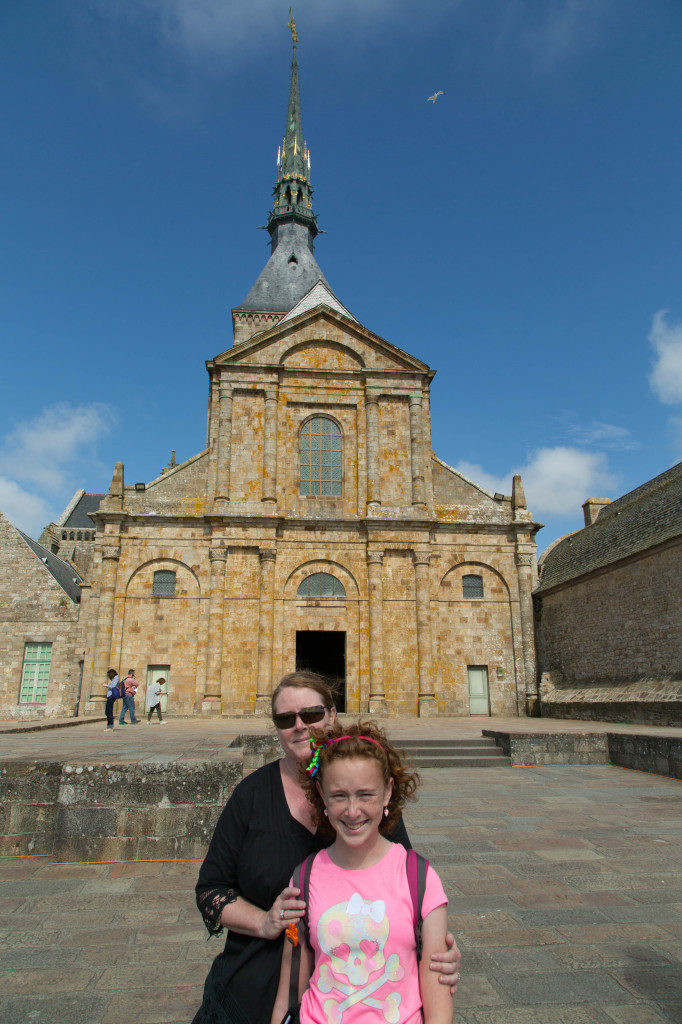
[299,719,420,835]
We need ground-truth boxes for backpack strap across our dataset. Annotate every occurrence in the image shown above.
[287,853,315,1010]
[406,848,428,962]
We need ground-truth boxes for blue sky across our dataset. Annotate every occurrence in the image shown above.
[2,0,681,554]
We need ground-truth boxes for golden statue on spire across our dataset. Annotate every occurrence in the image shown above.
[288,8,298,44]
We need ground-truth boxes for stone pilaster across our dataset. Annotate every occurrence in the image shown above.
[255,548,277,715]
[203,547,227,713]
[413,550,436,716]
[365,391,380,508]
[214,386,233,508]
[89,543,120,704]
[261,388,279,506]
[367,551,386,714]
[409,395,426,508]
[515,546,539,716]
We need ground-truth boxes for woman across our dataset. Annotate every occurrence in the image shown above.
[104,668,120,732]
[193,672,460,1024]
[146,676,167,724]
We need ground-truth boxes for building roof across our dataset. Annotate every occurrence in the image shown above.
[236,221,330,313]
[537,461,682,592]
[279,281,358,325]
[62,493,105,529]
[236,30,331,317]
[18,531,83,602]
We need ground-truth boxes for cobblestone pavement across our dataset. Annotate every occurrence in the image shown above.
[2,714,681,764]
[0,763,681,1024]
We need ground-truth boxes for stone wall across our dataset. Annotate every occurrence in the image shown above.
[607,733,682,778]
[0,758,242,862]
[538,540,682,685]
[483,729,610,766]
[0,515,84,721]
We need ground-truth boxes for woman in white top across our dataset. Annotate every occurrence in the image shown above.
[147,677,167,724]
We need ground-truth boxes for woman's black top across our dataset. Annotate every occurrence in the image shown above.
[193,759,410,1024]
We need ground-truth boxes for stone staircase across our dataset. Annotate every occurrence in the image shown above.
[398,735,511,768]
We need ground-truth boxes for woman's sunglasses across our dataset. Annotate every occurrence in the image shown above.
[272,705,331,730]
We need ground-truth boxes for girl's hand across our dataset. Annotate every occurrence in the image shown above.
[430,931,461,994]
[261,885,306,941]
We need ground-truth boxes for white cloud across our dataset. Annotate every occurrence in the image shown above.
[520,447,617,515]
[84,0,407,65]
[0,478,52,538]
[648,309,682,405]
[457,445,618,517]
[569,421,639,450]
[1,403,113,493]
[513,0,615,74]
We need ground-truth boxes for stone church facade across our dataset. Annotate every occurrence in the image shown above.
[1,37,541,721]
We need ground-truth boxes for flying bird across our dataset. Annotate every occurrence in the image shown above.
[427,91,445,103]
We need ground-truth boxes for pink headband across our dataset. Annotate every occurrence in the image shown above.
[306,735,383,777]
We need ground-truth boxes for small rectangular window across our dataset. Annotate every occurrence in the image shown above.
[20,642,52,703]
[153,570,176,596]
[462,574,484,599]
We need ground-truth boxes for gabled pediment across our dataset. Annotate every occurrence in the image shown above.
[432,455,507,508]
[212,304,431,376]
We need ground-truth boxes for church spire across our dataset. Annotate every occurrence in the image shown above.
[268,11,317,241]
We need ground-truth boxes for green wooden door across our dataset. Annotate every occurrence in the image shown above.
[467,665,490,716]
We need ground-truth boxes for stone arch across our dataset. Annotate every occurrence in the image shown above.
[436,560,517,716]
[125,557,201,598]
[284,559,359,600]
[280,560,361,714]
[280,339,365,370]
[118,557,202,716]
[438,560,512,601]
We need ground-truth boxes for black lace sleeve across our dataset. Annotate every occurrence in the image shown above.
[196,886,239,937]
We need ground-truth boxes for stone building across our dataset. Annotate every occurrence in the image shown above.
[534,461,682,725]
[0,37,541,720]
[0,512,85,720]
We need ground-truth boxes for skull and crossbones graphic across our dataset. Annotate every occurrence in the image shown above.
[316,893,405,1023]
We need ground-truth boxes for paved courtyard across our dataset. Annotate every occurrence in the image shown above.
[0,757,681,1023]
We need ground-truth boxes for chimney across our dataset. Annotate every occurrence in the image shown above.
[582,497,611,527]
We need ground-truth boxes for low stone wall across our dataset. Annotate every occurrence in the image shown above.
[482,730,610,766]
[540,700,682,728]
[607,734,682,779]
[0,759,241,862]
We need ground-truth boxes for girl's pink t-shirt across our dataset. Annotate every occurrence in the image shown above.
[297,841,447,1024]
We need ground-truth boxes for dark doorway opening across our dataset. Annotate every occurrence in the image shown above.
[296,631,346,712]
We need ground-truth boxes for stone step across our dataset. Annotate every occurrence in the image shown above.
[397,737,501,749]
[407,754,511,768]
[398,736,512,768]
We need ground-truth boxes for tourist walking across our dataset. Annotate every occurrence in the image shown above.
[119,668,140,724]
[146,677,167,723]
[104,668,121,731]
[191,671,460,1024]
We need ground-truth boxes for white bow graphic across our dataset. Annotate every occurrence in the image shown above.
[346,893,386,923]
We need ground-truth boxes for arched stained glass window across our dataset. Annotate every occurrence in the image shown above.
[462,574,484,599]
[300,417,342,497]
[297,572,345,598]
[153,569,176,596]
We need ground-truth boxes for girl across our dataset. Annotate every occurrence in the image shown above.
[271,721,454,1024]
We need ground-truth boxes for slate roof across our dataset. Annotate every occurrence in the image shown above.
[63,493,105,529]
[236,221,330,313]
[18,531,83,603]
[279,281,358,325]
[537,461,682,592]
